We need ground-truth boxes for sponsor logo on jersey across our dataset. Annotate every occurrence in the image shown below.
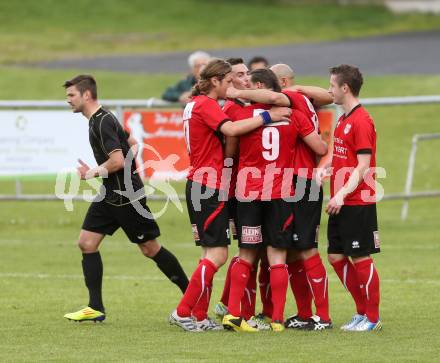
[344,123,352,135]
[352,240,360,249]
[334,145,347,155]
[241,226,263,244]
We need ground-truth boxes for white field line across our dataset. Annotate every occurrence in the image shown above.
[1,272,439,286]
[0,239,196,249]
[1,239,439,251]
[0,272,164,281]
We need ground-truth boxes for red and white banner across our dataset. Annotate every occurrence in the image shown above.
[123,109,334,180]
[123,109,190,180]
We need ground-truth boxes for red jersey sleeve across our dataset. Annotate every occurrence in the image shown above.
[201,98,230,131]
[282,90,319,130]
[293,110,314,138]
[353,116,375,153]
[282,90,308,113]
[280,90,295,108]
[223,101,240,121]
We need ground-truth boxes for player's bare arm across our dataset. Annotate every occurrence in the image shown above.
[219,107,291,137]
[226,87,290,107]
[285,85,333,107]
[224,136,239,158]
[326,153,371,215]
[302,132,328,156]
[127,134,139,158]
[315,158,333,186]
[77,150,125,180]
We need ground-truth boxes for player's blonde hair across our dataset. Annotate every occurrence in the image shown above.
[191,59,232,96]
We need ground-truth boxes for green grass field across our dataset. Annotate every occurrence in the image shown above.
[1,0,439,64]
[1,75,440,361]
[1,1,440,360]
[0,197,439,362]
[2,67,440,100]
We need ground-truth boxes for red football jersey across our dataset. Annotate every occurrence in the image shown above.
[223,99,247,197]
[223,98,247,121]
[283,90,320,179]
[183,95,230,190]
[330,105,376,205]
[290,109,315,169]
[235,103,299,200]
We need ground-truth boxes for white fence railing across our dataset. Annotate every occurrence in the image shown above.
[401,133,440,220]
[1,96,439,220]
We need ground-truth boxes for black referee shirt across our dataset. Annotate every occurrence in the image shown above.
[88,107,144,205]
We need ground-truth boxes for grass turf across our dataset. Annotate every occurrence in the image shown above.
[1,0,440,64]
[0,22,440,358]
[0,92,439,362]
[0,198,439,362]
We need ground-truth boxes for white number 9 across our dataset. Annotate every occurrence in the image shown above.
[262,127,279,161]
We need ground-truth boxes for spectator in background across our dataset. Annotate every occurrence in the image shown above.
[162,51,211,105]
[247,56,269,71]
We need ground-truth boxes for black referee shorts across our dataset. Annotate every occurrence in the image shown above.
[186,180,230,247]
[292,176,323,251]
[82,197,161,244]
[327,204,380,257]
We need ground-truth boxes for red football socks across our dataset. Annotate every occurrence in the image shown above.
[270,264,289,322]
[176,258,218,318]
[192,284,212,321]
[288,260,313,319]
[227,258,252,317]
[241,265,257,320]
[304,253,330,321]
[219,256,238,306]
[331,258,366,315]
[354,258,380,323]
[259,259,273,317]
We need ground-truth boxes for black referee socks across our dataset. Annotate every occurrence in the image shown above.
[82,252,104,313]
[152,247,189,294]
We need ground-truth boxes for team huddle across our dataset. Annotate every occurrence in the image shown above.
[62,56,381,334]
[170,58,382,332]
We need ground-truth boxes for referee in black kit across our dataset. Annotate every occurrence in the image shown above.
[62,75,188,322]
